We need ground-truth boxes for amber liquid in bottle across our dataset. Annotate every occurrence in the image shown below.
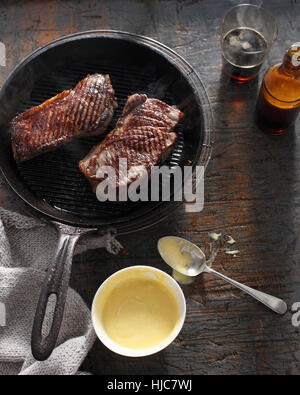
[256,44,300,134]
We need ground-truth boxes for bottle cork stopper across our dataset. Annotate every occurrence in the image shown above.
[285,43,300,69]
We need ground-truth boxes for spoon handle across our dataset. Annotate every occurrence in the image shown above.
[204,266,287,315]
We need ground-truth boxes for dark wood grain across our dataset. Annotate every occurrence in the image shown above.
[0,0,300,375]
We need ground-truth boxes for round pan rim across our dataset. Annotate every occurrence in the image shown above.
[0,30,214,233]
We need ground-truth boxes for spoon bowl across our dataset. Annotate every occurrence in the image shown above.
[157,236,206,277]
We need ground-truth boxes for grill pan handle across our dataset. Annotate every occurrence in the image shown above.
[31,222,95,361]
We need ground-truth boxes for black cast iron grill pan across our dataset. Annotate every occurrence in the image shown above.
[0,31,212,361]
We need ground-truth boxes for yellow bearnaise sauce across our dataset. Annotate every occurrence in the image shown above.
[158,237,195,284]
[94,268,180,350]
[158,237,193,273]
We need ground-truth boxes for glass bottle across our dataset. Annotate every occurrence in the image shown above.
[256,43,300,134]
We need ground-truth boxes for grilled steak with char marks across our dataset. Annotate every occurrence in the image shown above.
[10,74,117,163]
[79,94,184,192]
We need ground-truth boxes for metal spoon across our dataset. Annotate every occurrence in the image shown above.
[158,236,287,315]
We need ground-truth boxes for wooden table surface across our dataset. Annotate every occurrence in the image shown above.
[0,0,300,375]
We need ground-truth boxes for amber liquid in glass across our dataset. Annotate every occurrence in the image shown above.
[222,27,267,83]
[256,47,300,134]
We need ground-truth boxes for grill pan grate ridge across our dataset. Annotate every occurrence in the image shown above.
[16,60,189,219]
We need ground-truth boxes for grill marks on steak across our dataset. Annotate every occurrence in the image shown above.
[79,94,184,191]
[10,74,117,162]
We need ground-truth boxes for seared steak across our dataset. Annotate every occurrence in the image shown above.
[79,94,184,192]
[10,74,117,162]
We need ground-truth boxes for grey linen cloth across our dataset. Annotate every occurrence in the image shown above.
[0,206,122,375]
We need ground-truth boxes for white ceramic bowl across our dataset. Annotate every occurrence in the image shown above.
[91,265,186,357]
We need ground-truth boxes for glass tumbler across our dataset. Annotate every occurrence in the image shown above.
[220,4,277,83]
